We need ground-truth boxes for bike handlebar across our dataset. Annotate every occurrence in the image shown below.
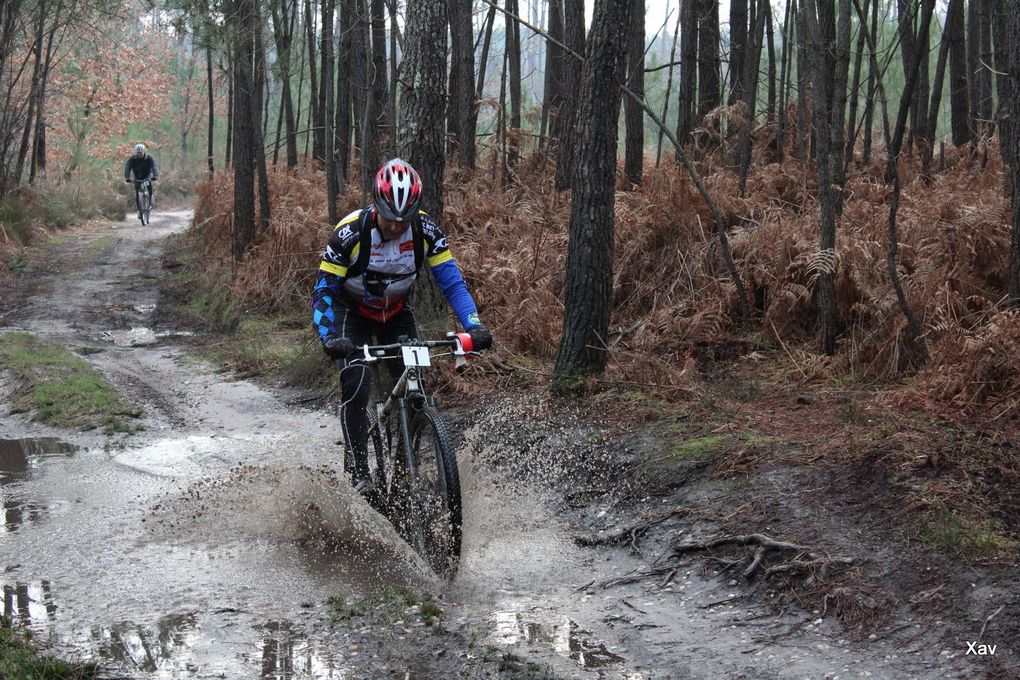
[345,332,477,369]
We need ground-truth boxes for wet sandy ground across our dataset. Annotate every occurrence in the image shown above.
[0,211,996,678]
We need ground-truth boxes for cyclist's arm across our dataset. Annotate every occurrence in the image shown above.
[421,214,481,329]
[124,158,133,181]
[150,156,158,180]
[311,215,360,340]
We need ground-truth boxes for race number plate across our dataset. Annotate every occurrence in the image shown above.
[401,345,432,367]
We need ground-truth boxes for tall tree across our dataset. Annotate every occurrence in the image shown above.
[553,0,585,189]
[736,0,767,194]
[539,0,565,152]
[623,0,644,185]
[1009,0,1020,304]
[885,0,935,359]
[370,0,389,146]
[679,0,702,145]
[728,0,748,104]
[505,0,522,168]
[552,0,633,392]
[448,0,477,166]
[270,0,299,168]
[696,0,720,138]
[800,0,840,355]
[228,0,258,260]
[398,0,448,335]
[992,0,1012,175]
[946,0,969,145]
[337,0,355,182]
[322,0,339,222]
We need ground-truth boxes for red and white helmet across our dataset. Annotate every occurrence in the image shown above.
[373,158,422,221]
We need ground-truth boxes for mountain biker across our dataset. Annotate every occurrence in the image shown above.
[311,157,492,496]
[124,143,158,223]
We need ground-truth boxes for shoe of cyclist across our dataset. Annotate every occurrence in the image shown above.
[352,476,375,498]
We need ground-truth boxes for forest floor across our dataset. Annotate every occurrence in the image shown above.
[0,211,1016,679]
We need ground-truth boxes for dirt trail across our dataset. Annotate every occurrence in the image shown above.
[0,212,1001,678]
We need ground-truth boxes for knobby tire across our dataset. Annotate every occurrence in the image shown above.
[407,406,462,577]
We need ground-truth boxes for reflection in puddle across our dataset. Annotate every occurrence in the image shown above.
[0,437,77,533]
[0,437,78,481]
[90,613,200,673]
[2,580,59,625]
[261,621,352,679]
[493,611,626,669]
[1,578,353,679]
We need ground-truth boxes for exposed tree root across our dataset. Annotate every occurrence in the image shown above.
[597,532,857,590]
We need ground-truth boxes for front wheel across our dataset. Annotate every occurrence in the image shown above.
[406,406,462,577]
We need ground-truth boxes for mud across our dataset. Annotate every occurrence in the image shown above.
[0,210,1013,679]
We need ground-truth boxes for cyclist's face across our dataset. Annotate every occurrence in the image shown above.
[134,150,144,158]
[376,213,409,241]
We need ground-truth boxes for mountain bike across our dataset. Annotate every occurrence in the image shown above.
[341,333,476,577]
[132,177,153,225]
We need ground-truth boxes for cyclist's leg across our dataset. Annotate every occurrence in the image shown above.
[334,300,375,483]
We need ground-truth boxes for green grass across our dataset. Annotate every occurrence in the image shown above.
[0,332,140,429]
[671,433,735,460]
[326,587,443,626]
[919,507,1019,561]
[0,623,98,679]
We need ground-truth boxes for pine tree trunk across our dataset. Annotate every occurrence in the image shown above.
[992,0,1012,175]
[623,0,644,185]
[677,0,698,145]
[476,0,498,102]
[360,0,380,195]
[398,0,448,337]
[539,0,565,153]
[656,5,682,164]
[350,0,370,176]
[552,0,632,392]
[255,18,272,233]
[449,0,477,166]
[506,0,522,167]
[829,0,851,214]
[765,1,776,122]
[844,0,867,168]
[337,0,355,182]
[736,0,767,194]
[321,0,338,222]
[946,0,970,145]
[370,0,389,146]
[729,0,748,105]
[801,0,839,355]
[885,0,935,360]
[206,42,215,175]
[306,0,321,161]
[1008,0,1020,304]
[697,0,721,122]
[776,0,793,162]
[553,0,585,189]
[229,0,258,260]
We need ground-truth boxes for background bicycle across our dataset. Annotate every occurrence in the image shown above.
[131,176,153,225]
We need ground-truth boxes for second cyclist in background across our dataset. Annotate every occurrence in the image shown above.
[124,143,158,224]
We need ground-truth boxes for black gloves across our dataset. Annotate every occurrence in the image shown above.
[323,336,356,359]
[467,325,492,351]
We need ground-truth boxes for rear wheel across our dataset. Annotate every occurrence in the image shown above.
[406,406,462,576]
